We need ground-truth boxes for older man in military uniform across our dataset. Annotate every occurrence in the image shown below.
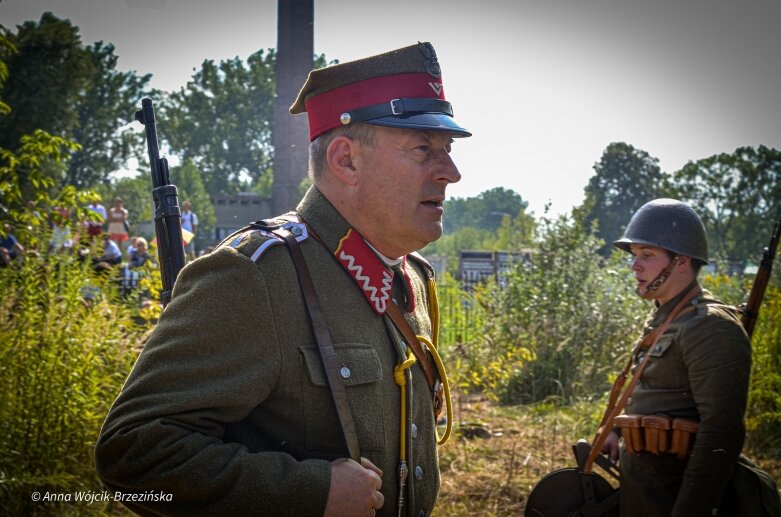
[95,43,469,516]
[601,199,752,516]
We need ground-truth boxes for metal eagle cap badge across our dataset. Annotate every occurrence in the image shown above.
[418,42,441,78]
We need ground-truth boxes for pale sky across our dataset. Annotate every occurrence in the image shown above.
[2,0,780,217]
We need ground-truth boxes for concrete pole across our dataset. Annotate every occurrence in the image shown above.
[272,0,314,214]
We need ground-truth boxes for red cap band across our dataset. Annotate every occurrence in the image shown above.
[305,72,446,140]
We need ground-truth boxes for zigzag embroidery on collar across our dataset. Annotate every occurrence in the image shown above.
[335,229,394,315]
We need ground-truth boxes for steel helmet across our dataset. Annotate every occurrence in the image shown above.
[613,198,709,264]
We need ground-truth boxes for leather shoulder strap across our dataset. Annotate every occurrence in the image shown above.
[584,285,701,474]
[279,230,361,462]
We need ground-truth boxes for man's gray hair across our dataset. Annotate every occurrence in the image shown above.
[308,123,376,183]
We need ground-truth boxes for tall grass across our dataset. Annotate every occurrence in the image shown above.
[0,251,142,515]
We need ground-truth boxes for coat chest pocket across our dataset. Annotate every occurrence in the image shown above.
[647,335,674,357]
[299,344,386,453]
[641,334,688,389]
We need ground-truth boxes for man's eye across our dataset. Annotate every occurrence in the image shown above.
[416,146,431,153]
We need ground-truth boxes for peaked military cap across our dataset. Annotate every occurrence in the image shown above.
[290,42,471,140]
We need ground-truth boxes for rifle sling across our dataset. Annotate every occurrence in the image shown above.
[583,285,701,474]
[281,232,362,462]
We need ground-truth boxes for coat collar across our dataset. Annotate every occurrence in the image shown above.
[297,187,415,315]
[650,279,704,325]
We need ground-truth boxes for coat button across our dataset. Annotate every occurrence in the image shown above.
[417,510,425,517]
[411,423,418,439]
[415,465,423,480]
[340,366,351,379]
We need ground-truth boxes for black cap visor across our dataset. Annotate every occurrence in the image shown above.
[366,113,471,137]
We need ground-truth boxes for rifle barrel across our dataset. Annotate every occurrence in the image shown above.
[136,97,186,307]
[741,215,781,338]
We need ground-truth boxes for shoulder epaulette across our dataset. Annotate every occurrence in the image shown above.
[217,212,308,263]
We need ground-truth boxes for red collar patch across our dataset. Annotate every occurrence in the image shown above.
[334,229,394,315]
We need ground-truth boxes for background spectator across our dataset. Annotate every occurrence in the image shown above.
[181,200,198,260]
[85,198,107,239]
[0,223,24,267]
[107,197,129,254]
[93,234,122,268]
[48,206,74,253]
[122,237,150,294]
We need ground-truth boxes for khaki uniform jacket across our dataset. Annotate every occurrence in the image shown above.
[621,281,752,517]
[95,187,442,516]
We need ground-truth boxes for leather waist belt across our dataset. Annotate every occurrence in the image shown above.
[614,414,699,459]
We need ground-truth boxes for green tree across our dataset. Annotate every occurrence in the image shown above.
[425,188,536,271]
[161,50,277,195]
[444,187,529,233]
[0,28,92,249]
[579,142,667,255]
[671,145,781,262]
[170,159,217,249]
[0,14,152,190]
[66,41,153,188]
[495,206,535,251]
[0,27,14,115]
[0,14,91,152]
[423,226,489,271]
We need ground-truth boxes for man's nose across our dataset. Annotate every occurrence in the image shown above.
[435,152,461,184]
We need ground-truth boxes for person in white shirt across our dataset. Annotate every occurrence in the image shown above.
[181,201,199,260]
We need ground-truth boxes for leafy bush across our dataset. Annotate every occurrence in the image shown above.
[487,215,645,404]
[0,251,142,514]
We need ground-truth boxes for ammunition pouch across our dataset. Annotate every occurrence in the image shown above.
[614,414,699,459]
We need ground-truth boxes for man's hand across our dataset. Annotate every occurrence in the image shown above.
[325,457,384,517]
[601,430,620,464]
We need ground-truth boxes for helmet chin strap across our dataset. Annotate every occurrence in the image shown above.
[637,255,679,298]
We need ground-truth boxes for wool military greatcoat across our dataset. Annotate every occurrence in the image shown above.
[95,187,443,517]
[619,282,752,517]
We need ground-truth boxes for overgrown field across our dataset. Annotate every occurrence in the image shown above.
[435,394,781,516]
[0,224,779,515]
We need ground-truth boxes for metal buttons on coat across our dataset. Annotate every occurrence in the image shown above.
[417,510,425,517]
[340,366,351,379]
[414,465,423,480]
[411,423,418,439]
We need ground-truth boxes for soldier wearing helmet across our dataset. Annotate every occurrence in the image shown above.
[601,198,753,516]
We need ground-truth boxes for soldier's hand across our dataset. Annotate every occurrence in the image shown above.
[325,457,384,517]
[601,430,620,464]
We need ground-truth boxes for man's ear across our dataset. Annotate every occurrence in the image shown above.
[326,135,360,186]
